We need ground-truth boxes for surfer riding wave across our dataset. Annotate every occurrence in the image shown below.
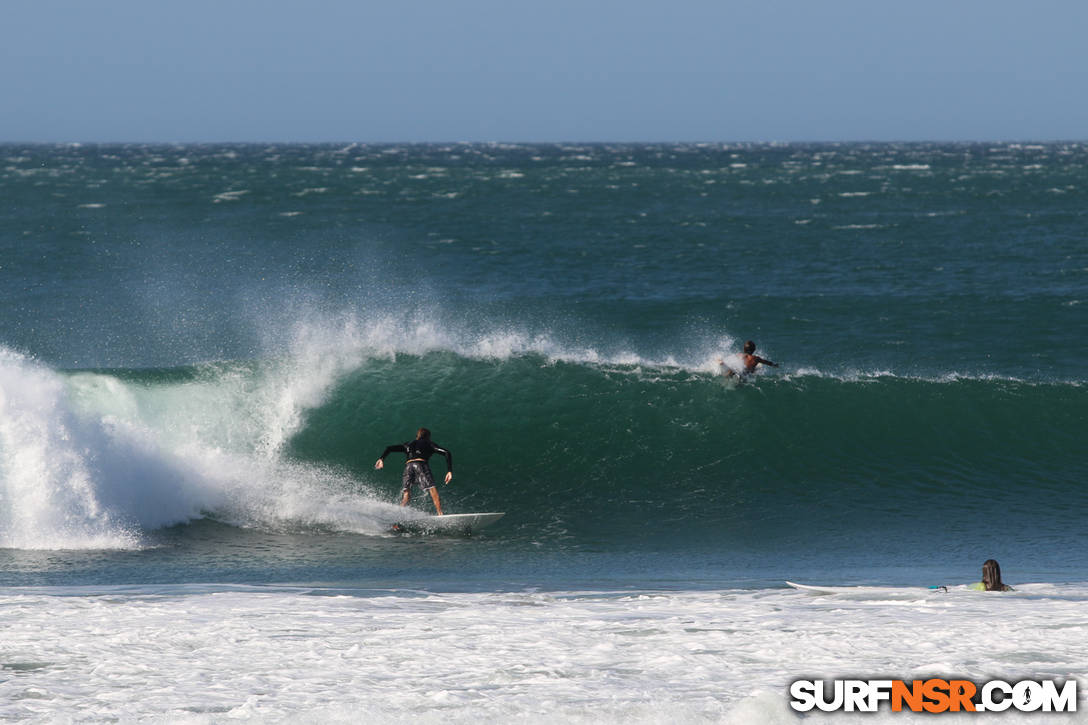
[375,427,453,515]
[719,340,779,378]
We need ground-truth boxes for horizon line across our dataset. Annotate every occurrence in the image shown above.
[2,138,1086,146]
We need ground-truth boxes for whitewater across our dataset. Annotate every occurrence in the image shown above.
[3,584,1088,723]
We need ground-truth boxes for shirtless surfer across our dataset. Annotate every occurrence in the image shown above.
[375,427,452,515]
[719,340,779,378]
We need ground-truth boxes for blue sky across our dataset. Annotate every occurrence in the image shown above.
[4,0,1087,142]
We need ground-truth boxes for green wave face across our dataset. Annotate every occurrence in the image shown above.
[287,354,1086,542]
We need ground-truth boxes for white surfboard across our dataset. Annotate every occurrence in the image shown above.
[786,581,947,596]
[392,512,505,535]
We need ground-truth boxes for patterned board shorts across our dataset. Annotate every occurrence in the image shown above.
[402,461,436,492]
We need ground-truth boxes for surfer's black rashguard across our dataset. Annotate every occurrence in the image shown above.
[379,439,453,473]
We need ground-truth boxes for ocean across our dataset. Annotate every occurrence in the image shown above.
[0,142,1085,722]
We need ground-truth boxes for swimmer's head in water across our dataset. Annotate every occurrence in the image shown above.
[743,340,756,354]
[982,559,1005,591]
[416,427,431,440]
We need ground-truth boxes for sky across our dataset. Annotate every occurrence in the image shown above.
[3,0,1087,143]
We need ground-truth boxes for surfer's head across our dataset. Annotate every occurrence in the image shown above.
[416,427,431,440]
[981,559,1004,591]
[743,340,756,354]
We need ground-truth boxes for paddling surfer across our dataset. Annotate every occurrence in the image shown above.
[375,427,453,515]
[719,340,779,378]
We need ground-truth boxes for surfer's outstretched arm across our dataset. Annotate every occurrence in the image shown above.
[375,444,407,469]
[756,356,778,368]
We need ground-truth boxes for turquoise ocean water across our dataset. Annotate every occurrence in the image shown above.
[1,142,1085,587]
[0,143,1086,721]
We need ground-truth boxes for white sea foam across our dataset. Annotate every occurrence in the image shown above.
[265,307,684,372]
[0,350,144,549]
[0,345,404,550]
[244,306,1066,388]
[292,187,328,197]
[0,584,1084,723]
[212,189,250,203]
